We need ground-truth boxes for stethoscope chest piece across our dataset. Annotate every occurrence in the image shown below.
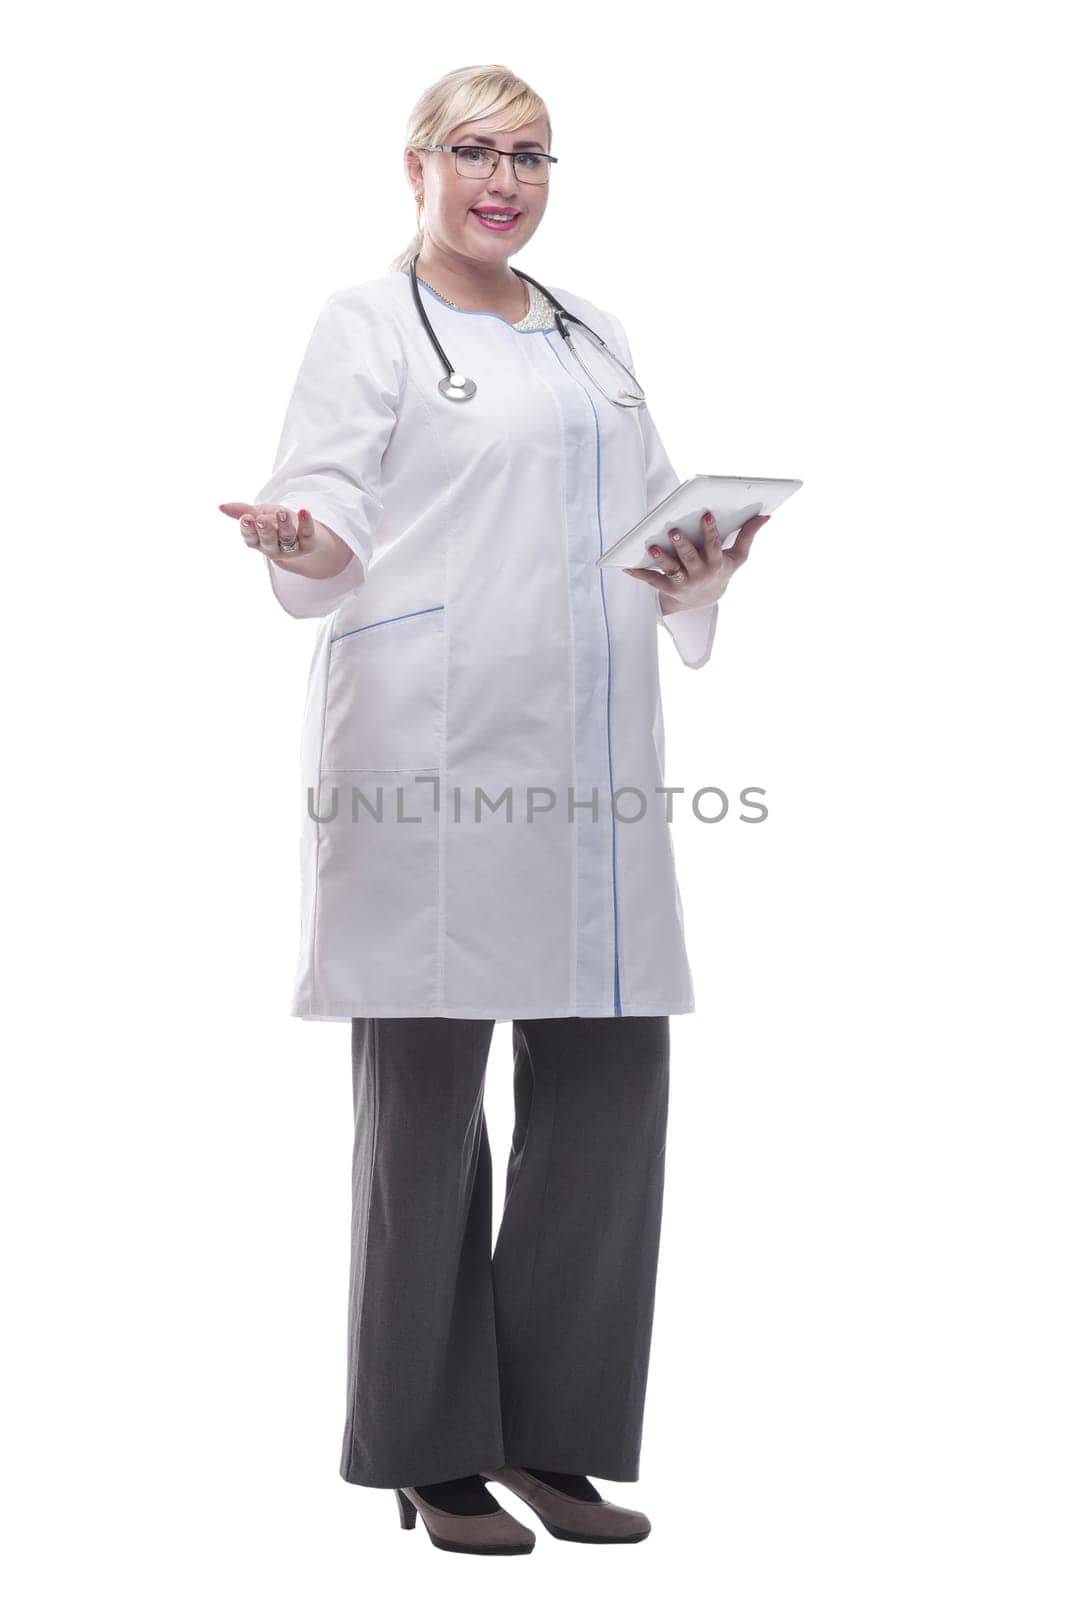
[439,371,476,401]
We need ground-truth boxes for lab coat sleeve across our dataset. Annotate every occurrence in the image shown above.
[253,290,402,619]
[607,311,719,670]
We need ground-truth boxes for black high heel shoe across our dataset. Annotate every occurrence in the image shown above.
[481,1466,651,1543]
[393,1485,536,1554]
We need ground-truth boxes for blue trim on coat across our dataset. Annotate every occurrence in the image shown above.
[416,279,556,335]
[544,339,622,1017]
[331,604,444,646]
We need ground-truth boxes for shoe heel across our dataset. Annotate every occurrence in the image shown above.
[395,1487,417,1530]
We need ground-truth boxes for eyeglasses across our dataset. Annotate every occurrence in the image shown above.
[419,144,557,185]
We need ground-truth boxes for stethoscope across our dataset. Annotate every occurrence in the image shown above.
[408,253,646,409]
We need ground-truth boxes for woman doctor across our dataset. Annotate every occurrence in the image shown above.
[219,63,769,1557]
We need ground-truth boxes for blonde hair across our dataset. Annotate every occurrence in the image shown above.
[389,64,552,274]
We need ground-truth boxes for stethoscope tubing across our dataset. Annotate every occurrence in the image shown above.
[407,255,644,406]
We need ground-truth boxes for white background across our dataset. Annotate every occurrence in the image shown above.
[3,1,1064,1594]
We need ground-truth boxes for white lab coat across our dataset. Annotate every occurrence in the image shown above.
[256,271,719,1020]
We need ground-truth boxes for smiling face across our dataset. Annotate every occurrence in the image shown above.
[406,113,551,267]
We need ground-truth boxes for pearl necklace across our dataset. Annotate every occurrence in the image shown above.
[417,274,531,322]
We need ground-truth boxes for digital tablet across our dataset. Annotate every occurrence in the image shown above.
[595,474,803,570]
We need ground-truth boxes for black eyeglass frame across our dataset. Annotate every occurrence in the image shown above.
[418,144,558,183]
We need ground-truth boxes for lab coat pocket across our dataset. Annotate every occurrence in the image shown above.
[322,604,445,773]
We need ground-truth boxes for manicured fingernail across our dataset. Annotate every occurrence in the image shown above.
[671,531,681,541]
[649,545,661,555]
[703,512,714,525]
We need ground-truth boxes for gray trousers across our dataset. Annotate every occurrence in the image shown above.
[339,1015,670,1488]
